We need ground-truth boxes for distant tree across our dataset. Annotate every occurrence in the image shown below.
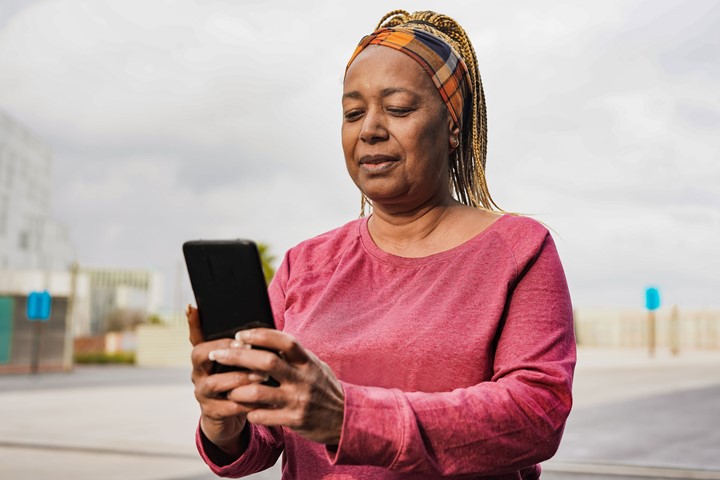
[257,242,276,284]
[105,308,146,332]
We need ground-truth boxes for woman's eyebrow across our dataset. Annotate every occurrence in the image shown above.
[381,87,415,97]
[342,88,418,101]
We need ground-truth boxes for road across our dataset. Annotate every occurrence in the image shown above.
[1,348,719,479]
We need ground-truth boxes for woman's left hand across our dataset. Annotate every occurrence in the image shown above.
[208,328,344,445]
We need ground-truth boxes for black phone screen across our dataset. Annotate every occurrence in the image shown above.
[183,239,275,341]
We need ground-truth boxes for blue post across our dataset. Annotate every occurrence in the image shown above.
[27,291,52,321]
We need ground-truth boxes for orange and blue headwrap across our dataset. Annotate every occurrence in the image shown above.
[346,25,472,129]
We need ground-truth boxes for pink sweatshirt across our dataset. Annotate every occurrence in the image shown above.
[197,214,576,479]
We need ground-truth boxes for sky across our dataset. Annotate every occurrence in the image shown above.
[0,0,718,311]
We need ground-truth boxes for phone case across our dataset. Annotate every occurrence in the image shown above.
[183,239,275,341]
[183,239,279,386]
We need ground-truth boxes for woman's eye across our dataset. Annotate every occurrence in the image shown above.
[344,110,364,121]
[387,107,413,116]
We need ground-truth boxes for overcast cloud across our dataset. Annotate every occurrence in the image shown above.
[1,0,718,310]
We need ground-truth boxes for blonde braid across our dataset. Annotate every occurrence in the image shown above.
[358,10,501,214]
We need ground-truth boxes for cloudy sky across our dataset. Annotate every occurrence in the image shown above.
[1,0,718,311]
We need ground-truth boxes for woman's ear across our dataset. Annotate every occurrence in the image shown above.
[449,122,461,150]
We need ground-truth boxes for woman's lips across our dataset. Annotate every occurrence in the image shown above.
[359,154,399,172]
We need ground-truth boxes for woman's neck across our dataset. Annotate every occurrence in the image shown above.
[367,195,464,256]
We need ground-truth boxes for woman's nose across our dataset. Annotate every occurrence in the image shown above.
[359,109,389,144]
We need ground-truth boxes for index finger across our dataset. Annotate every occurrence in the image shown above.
[191,337,235,373]
[237,328,309,365]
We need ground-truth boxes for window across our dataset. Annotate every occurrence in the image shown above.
[0,195,7,235]
[18,230,29,250]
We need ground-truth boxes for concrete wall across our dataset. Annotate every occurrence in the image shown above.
[131,308,720,369]
[135,324,192,368]
[575,308,720,350]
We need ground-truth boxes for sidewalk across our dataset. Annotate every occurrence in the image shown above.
[545,348,720,479]
[0,347,718,480]
[571,347,720,406]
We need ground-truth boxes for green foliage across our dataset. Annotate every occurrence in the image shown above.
[257,243,276,284]
[74,351,136,365]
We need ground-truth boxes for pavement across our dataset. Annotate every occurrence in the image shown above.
[0,347,719,480]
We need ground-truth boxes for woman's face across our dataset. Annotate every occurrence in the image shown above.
[342,46,458,210]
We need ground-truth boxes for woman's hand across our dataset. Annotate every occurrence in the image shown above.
[188,305,266,458]
[209,328,345,445]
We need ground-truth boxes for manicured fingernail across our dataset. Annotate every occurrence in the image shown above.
[209,350,227,361]
[231,337,251,349]
[248,372,269,382]
[236,331,255,343]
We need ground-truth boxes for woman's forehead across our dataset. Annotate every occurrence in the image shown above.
[343,46,437,96]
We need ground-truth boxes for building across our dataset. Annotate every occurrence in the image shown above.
[0,110,75,270]
[0,269,88,373]
[0,112,165,372]
[81,267,163,335]
[0,111,80,373]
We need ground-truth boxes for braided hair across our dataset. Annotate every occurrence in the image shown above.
[357,10,500,215]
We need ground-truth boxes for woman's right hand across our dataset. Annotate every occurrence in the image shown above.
[187,305,265,459]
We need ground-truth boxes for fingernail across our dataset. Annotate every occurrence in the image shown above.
[248,372,270,382]
[185,304,192,316]
[209,350,227,361]
[229,340,250,349]
[235,330,252,341]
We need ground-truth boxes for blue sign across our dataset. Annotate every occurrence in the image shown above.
[27,291,52,321]
[645,287,661,311]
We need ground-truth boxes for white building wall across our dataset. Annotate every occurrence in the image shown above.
[0,110,75,270]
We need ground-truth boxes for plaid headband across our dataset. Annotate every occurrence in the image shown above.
[346,26,472,128]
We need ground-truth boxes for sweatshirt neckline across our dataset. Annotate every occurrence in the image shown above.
[358,213,509,267]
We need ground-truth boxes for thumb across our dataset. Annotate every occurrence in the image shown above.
[186,304,204,346]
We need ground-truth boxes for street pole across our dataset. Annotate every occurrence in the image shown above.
[647,310,656,357]
[62,262,79,371]
[669,305,680,356]
[30,320,42,374]
[645,286,660,358]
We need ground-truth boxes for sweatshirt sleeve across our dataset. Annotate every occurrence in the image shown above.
[196,423,284,477]
[327,233,576,477]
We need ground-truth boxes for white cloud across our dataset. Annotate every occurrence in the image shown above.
[1,0,718,309]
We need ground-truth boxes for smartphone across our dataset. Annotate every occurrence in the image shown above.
[183,239,279,386]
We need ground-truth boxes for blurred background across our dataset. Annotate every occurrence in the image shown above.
[0,0,718,479]
[1,0,719,363]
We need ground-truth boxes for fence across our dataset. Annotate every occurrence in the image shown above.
[574,308,720,351]
[124,308,720,369]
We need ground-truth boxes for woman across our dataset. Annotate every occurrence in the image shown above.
[188,10,575,479]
